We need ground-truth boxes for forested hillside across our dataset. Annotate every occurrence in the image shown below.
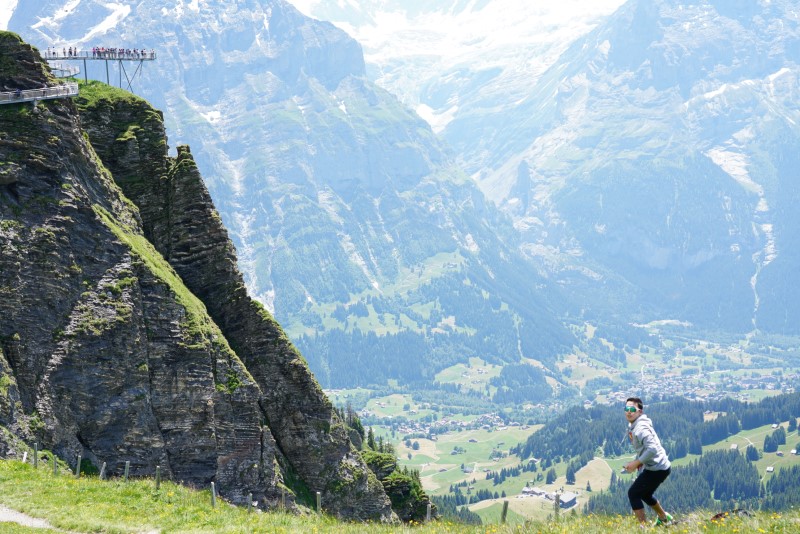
[506,393,800,515]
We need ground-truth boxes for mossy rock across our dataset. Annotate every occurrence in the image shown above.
[381,471,433,522]
[360,450,396,481]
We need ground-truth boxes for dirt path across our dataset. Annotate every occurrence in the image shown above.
[0,505,96,533]
[0,504,56,530]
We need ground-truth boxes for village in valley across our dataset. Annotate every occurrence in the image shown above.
[325,333,800,523]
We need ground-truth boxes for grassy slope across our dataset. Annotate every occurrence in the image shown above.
[2,460,799,533]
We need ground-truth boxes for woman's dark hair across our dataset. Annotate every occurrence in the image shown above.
[626,397,644,410]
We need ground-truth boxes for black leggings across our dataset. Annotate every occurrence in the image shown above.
[628,467,671,510]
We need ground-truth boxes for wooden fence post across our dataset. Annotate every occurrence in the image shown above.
[247,492,253,513]
[155,465,161,490]
[501,500,509,524]
[33,443,38,468]
[75,454,81,478]
[211,482,217,508]
[426,502,432,522]
[316,491,321,514]
[99,462,106,480]
[124,460,130,482]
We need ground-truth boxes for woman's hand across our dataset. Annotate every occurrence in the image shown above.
[623,461,642,473]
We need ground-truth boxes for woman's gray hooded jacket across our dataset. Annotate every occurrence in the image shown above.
[628,414,671,471]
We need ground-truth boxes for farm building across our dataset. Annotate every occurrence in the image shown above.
[560,492,578,508]
[522,486,546,496]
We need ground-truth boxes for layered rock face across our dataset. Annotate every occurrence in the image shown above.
[0,32,392,521]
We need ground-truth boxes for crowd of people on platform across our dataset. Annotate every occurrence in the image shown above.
[43,46,156,60]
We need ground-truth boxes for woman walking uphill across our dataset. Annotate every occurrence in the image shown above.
[623,397,674,527]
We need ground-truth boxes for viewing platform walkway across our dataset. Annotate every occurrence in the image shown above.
[49,64,81,79]
[0,83,79,106]
[43,49,157,91]
[43,50,157,61]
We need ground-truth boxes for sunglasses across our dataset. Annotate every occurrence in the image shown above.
[624,406,638,413]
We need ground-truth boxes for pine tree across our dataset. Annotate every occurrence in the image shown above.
[367,427,376,450]
[586,481,592,492]
[775,427,787,445]
[546,468,557,484]
[566,464,576,485]
[764,434,777,453]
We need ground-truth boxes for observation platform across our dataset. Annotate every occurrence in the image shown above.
[43,50,157,61]
[43,49,157,91]
[0,83,79,106]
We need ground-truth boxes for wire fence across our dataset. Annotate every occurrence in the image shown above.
[21,442,441,522]
[20,443,301,515]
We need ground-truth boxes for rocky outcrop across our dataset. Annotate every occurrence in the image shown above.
[362,450,435,522]
[76,79,392,520]
[0,31,392,521]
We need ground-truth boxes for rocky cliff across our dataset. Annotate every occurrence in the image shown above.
[6,0,577,392]
[0,32,392,521]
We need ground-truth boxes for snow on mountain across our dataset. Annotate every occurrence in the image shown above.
[289,0,626,131]
[0,0,18,30]
[288,0,800,335]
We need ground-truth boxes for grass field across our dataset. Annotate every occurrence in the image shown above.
[555,353,614,387]
[325,388,374,409]
[470,499,529,525]
[433,357,501,393]
[395,427,537,494]
[3,459,800,533]
[734,389,786,402]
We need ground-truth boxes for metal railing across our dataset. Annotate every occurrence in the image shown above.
[0,83,79,105]
[42,49,157,88]
[43,50,157,61]
[50,63,81,78]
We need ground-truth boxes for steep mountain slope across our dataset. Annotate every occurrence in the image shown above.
[0,32,392,520]
[473,0,800,334]
[290,0,800,338]
[7,0,576,389]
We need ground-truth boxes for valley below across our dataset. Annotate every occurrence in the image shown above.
[326,324,800,523]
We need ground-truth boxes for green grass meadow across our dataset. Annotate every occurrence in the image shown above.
[2,455,800,533]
